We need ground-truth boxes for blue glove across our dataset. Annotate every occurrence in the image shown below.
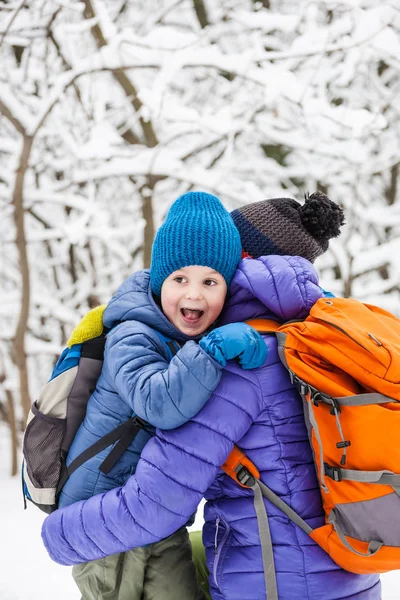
[199,323,267,370]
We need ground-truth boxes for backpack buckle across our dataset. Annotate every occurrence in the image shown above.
[300,382,311,397]
[311,390,323,407]
[329,397,341,415]
[324,463,343,482]
[336,440,351,449]
[235,465,255,488]
[293,377,310,397]
[289,372,310,397]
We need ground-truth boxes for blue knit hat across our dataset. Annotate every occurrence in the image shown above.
[150,191,242,295]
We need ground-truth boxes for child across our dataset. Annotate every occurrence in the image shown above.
[59,191,267,600]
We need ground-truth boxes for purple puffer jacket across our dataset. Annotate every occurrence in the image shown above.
[42,256,381,600]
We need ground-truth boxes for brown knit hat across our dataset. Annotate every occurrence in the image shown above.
[230,192,345,263]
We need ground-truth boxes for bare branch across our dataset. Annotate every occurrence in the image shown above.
[0,0,27,49]
[45,6,92,118]
[385,163,398,207]
[0,87,30,135]
[256,20,395,63]
[193,0,209,29]
[82,0,158,148]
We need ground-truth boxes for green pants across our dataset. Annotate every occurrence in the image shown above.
[72,527,205,600]
[189,530,211,600]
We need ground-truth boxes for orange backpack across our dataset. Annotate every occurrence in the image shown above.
[222,297,400,594]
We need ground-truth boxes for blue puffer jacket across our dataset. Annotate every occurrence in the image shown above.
[59,269,223,507]
[43,256,381,600]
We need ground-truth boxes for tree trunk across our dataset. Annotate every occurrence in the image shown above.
[12,136,33,424]
[0,370,19,477]
[6,388,18,476]
[82,0,160,269]
[141,179,156,269]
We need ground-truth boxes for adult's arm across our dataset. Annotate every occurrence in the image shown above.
[42,363,264,565]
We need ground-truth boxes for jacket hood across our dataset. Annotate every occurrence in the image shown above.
[221,255,323,324]
[103,269,199,343]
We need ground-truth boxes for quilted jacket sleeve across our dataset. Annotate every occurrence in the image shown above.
[41,363,264,565]
[105,321,223,429]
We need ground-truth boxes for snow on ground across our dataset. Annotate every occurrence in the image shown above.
[0,427,399,599]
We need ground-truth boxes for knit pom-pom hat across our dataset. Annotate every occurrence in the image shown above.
[150,191,242,295]
[231,192,345,263]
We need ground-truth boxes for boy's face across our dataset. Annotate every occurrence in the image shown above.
[161,265,227,336]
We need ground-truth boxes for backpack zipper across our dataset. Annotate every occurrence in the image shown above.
[316,318,374,354]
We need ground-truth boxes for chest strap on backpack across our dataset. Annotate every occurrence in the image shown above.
[222,446,313,600]
[57,416,148,494]
[99,416,148,474]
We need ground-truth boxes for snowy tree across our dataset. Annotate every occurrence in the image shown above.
[0,0,399,473]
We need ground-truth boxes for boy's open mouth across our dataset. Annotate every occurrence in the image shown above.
[180,308,204,322]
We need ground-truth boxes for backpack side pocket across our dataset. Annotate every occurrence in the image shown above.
[23,402,66,491]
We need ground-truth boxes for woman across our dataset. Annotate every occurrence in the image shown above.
[42,193,381,599]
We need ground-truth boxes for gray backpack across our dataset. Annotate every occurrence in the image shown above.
[22,307,179,513]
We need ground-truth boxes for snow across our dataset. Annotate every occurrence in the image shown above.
[0,432,77,599]
[0,84,34,133]
[0,425,399,600]
[233,10,299,33]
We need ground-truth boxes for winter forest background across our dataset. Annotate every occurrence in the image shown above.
[0,0,400,597]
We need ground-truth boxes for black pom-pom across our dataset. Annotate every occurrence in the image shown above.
[299,192,345,242]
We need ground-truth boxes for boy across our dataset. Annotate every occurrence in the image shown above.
[58,191,267,600]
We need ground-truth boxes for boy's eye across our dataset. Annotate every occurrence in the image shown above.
[204,279,217,286]
[174,276,186,284]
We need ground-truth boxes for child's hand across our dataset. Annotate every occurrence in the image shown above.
[199,323,267,370]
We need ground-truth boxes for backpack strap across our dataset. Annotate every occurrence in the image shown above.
[323,464,400,486]
[222,447,277,599]
[57,329,181,495]
[57,417,148,493]
[95,332,181,474]
[222,447,387,590]
[221,445,260,487]
[222,447,313,600]
[154,330,181,359]
[245,318,281,333]
[98,417,149,475]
